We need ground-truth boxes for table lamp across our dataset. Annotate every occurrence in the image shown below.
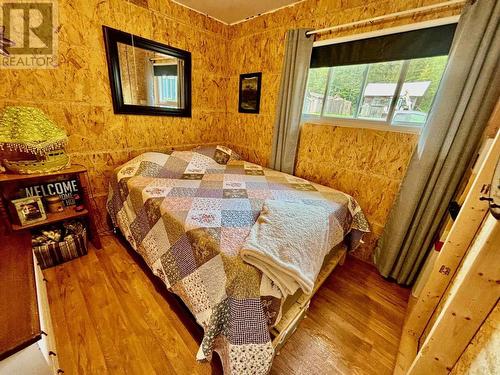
[0,106,70,174]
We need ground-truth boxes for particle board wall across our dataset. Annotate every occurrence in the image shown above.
[0,0,230,229]
[224,0,462,261]
[295,124,418,260]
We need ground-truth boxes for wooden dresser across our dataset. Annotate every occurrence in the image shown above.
[0,231,62,374]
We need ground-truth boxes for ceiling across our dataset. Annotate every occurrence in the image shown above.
[173,0,303,25]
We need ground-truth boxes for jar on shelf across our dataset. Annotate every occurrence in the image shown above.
[45,195,64,213]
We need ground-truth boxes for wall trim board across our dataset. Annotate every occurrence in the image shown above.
[300,115,422,135]
[407,214,500,374]
[406,131,499,336]
[395,130,500,374]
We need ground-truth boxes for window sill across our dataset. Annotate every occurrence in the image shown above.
[301,115,423,134]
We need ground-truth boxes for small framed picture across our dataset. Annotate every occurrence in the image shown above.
[11,196,47,226]
[239,72,262,114]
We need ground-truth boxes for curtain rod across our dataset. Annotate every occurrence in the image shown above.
[306,0,466,36]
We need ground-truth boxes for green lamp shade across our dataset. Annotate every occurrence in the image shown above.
[0,106,68,155]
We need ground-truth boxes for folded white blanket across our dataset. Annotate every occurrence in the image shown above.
[240,200,330,296]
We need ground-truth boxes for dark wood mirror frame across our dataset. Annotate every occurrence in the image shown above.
[103,26,192,117]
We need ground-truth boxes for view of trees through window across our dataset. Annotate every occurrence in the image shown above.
[303,56,448,128]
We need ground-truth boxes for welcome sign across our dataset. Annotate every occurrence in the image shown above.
[23,179,79,206]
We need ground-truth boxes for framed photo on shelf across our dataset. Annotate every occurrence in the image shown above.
[10,196,47,226]
[238,72,262,114]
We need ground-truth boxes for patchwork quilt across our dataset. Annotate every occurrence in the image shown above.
[107,149,369,374]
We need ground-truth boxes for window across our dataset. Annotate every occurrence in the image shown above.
[303,56,448,131]
[303,23,456,132]
[152,62,182,108]
[156,75,178,104]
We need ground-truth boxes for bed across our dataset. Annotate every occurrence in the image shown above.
[107,146,369,374]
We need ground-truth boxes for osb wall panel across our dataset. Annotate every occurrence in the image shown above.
[0,0,230,231]
[295,124,417,260]
[225,0,462,261]
[451,302,500,375]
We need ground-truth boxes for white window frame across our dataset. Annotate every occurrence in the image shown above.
[302,16,460,134]
[153,75,178,107]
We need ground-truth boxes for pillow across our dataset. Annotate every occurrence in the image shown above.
[193,145,241,165]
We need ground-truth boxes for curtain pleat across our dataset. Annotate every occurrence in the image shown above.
[374,0,500,285]
[270,29,313,173]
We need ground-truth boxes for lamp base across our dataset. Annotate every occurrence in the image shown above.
[3,149,70,174]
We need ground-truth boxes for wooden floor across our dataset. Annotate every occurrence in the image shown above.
[44,235,410,375]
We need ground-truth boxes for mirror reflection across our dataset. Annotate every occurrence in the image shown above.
[117,43,186,109]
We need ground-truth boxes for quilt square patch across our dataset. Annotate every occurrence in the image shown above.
[190,197,223,211]
[186,210,222,230]
[144,197,163,226]
[223,174,245,182]
[291,183,317,191]
[158,157,188,179]
[221,210,254,228]
[221,198,252,211]
[181,269,211,314]
[224,165,245,175]
[223,189,248,199]
[246,189,272,200]
[143,186,172,198]
[129,208,150,245]
[162,212,187,245]
[160,247,182,286]
[223,180,246,189]
[167,187,198,197]
[220,227,250,256]
[171,234,197,278]
[245,182,268,190]
[197,255,227,304]
[243,176,267,184]
[271,190,303,200]
[161,197,194,212]
[143,218,172,263]
[200,180,224,189]
[205,168,225,174]
[268,182,294,190]
[187,227,220,266]
[228,298,269,345]
[182,173,204,180]
[202,173,224,181]
[173,180,202,188]
[196,188,224,198]
[245,170,264,176]
[136,161,162,177]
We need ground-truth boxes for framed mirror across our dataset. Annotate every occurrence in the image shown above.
[103,26,191,117]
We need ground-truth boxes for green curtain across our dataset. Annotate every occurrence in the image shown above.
[374,0,500,285]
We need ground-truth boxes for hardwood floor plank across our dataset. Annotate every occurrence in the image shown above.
[97,236,214,374]
[52,260,108,374]
[45,267,79,375]
[71,249,160,374]
[44,237,409,375]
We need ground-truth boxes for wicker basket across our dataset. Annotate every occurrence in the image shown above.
[33,225,88,269]
[3,149,70,174]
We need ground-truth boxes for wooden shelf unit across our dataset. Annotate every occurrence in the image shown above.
[11,209,89,231]
[0,164,101,249]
